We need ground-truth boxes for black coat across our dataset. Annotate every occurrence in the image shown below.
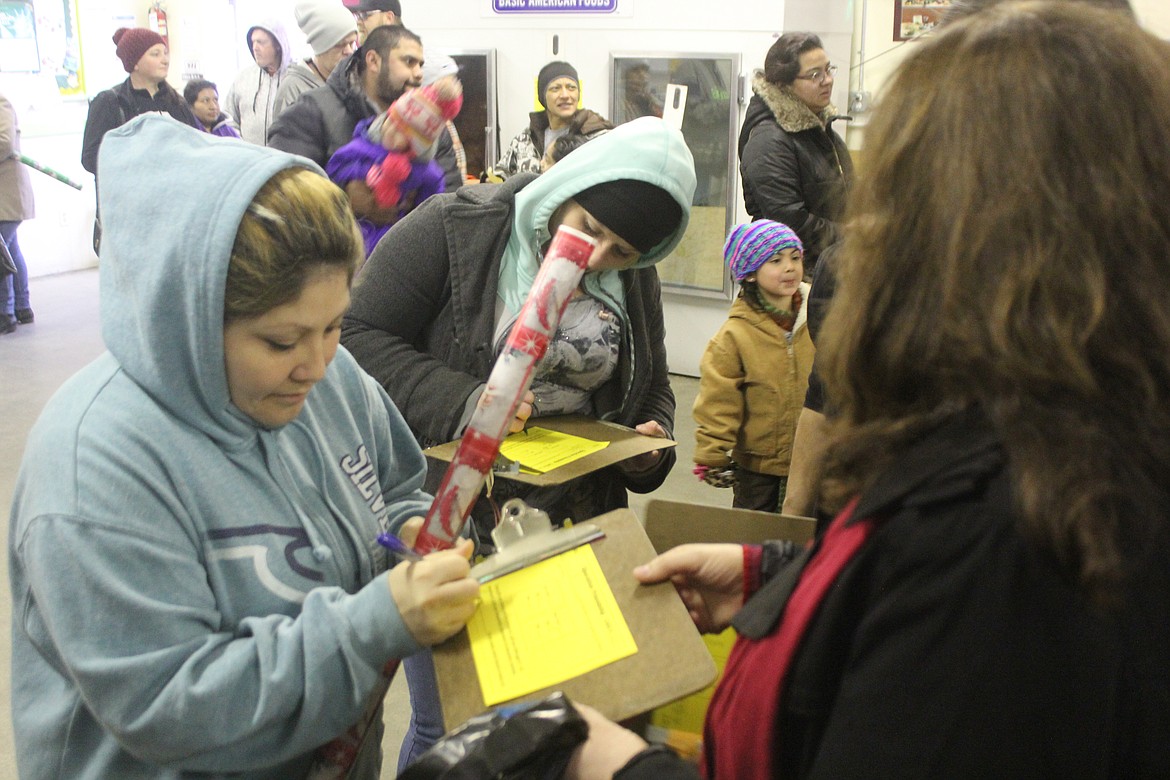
[619,409,1170,779]
[81,79,197,176]
[341,175,676,535]
[738,75,852,269]
[267,53,460,190]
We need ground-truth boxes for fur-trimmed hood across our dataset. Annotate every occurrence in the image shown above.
[749,71,839,134]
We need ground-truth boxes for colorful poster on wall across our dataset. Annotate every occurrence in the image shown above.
[894,0,951,41]
[0,1,39,72]
[0,0,84,94]
[42,0,85,95]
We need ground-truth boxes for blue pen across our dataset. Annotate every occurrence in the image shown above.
[376,532,425,562]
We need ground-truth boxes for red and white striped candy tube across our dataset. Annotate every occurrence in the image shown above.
[413,225,598,553]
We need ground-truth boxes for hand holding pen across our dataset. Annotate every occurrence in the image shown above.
[379,518,480,646]
[376,530,424,561]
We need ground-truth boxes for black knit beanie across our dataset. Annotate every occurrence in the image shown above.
[573,180,683,254]
[537,61,579,109]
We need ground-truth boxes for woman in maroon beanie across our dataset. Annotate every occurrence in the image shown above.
[81,27,198,178]
[80,27,198,253]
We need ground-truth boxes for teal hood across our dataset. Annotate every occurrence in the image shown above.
[98,115,319,445]
[498,116,697,315]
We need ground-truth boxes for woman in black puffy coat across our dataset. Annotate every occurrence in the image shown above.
[738,32,852,272]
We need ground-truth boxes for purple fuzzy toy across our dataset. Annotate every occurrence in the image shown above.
[325,116,446,255]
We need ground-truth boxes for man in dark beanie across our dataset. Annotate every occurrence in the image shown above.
[342,116,696,768]
[497,59,612,176]
[344,0,403,42]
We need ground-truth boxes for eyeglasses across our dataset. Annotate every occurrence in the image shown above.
[795,64,838,84]
[353,10,381,20]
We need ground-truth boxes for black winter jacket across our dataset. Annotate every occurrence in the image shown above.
[267,53,460,190]
[738,74,852,269]
[341,175,676,530]
[617,408,1170,779]
[81,78,197,176]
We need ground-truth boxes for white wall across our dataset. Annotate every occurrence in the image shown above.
[1133,0,1170,36]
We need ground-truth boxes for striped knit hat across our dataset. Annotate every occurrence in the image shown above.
[724,220,803,280]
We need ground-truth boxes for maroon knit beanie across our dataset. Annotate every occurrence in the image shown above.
[113,27,166,73]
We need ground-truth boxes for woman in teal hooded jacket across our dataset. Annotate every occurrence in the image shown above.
[9,116,479,778]
[344,116,696,530]
[342,115,697,766]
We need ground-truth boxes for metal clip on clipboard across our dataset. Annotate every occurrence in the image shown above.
[470,499,605,584]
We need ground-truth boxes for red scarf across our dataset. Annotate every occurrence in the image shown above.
[702,498,876,778]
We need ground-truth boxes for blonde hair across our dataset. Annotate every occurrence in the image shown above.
[224,168,363,323]
[819,2,1170,598]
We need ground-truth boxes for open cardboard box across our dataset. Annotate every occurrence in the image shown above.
[643,498,816,552]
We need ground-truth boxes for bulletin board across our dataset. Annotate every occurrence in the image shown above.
[0,0,84,95]
[894,0,951,41]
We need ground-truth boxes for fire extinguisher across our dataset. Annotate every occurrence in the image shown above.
[148,2,169,47]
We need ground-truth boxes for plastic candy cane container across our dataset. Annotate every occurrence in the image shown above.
[414,225,598,553]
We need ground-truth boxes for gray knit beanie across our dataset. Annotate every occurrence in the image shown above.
[295,0,357,56]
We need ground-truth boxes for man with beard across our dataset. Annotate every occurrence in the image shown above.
[269,24,457,227]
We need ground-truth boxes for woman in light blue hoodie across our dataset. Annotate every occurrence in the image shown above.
[8,115,479,779]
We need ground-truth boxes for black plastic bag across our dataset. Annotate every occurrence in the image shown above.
[397,692,588,780]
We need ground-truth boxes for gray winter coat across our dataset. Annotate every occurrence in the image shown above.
[272,59,324,118]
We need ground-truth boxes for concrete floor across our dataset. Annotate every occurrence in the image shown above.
[0,268,721,777]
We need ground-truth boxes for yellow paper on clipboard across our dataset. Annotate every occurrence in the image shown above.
[465,544,637,705]
[498,426,609,474]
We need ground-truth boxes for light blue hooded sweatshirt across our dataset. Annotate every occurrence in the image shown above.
[8,116,430,778]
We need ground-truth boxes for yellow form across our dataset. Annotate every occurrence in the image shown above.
[498,426,608,474]
[466,544,637,705]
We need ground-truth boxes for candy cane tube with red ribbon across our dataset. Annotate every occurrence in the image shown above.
[414,225,598,553]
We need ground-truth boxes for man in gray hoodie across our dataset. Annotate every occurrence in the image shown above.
[224,20,292,145]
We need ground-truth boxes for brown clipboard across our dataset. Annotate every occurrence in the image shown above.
[423,414,677,487]
[639,500,817,752]
[643,499,817,552]
[432,508,717,731]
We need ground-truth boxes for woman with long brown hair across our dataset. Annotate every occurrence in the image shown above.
[565,3,1170,777]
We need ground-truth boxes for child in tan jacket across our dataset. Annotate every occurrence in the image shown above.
[693,220,814,512]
